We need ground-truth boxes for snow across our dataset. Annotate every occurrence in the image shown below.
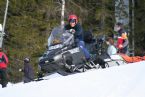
[1,61,145,97]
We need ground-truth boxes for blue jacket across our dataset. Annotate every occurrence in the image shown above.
[107,45,117,56]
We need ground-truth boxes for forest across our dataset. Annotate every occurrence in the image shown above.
[0,0,145,82]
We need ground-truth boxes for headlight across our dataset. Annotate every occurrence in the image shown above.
[45,60,49,63]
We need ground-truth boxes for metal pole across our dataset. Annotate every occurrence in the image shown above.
[0,0,9,48]
[61,0,65,30]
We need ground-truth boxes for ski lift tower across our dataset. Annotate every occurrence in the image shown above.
[0,0,9,48]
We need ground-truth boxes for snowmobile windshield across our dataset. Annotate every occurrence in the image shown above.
[48,27,74,50]
[48,27,63,46]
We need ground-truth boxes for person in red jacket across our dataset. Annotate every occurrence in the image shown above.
[0,48,9,88]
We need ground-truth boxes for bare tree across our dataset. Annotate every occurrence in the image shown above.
[0,0,9,48]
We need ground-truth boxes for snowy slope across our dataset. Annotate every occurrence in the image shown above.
[0,61,145,97]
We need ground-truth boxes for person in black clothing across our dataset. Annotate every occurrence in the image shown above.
[20,57,34,83]
[64,14,90,60]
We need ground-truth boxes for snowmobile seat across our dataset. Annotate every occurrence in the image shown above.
[104,54,127,67]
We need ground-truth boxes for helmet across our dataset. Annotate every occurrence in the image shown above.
[68,14,78,24]
[24,57,30,63]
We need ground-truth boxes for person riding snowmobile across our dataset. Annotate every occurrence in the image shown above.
[106,37,117,56]
[64,14,90,61]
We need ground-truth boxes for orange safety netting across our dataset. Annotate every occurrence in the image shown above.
[119,54,145,63]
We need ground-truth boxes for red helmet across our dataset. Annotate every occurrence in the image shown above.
[68,14,78,24]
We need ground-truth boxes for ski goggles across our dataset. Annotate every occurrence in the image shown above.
[69,19,76,23]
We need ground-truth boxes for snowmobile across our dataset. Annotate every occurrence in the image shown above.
[38,27,128,77]
[84,34,127,68]
[38,27,95,75]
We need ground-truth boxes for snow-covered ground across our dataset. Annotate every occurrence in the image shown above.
[1,61,145,97]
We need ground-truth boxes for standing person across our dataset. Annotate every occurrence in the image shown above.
[64,14,90,61]
[20,57,34,83]
[0,48,9,88]
[114,22,129,54]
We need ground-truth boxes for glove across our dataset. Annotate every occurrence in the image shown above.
[119,44,123,49]
[19,69,22,72]
[69,29,75,34]
[19,68,24,72]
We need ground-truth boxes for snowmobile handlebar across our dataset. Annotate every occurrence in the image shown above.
[62,34,74,46]
[65,29,75,35]
[69,29,75,34]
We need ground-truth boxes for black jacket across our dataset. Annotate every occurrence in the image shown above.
[23,62,34,80]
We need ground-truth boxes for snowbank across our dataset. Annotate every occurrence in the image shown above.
[0,61,145,97]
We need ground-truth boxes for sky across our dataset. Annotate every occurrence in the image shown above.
[0,61,145,97]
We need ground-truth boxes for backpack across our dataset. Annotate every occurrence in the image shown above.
[0,54,6,63]
[83,31,93,43]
